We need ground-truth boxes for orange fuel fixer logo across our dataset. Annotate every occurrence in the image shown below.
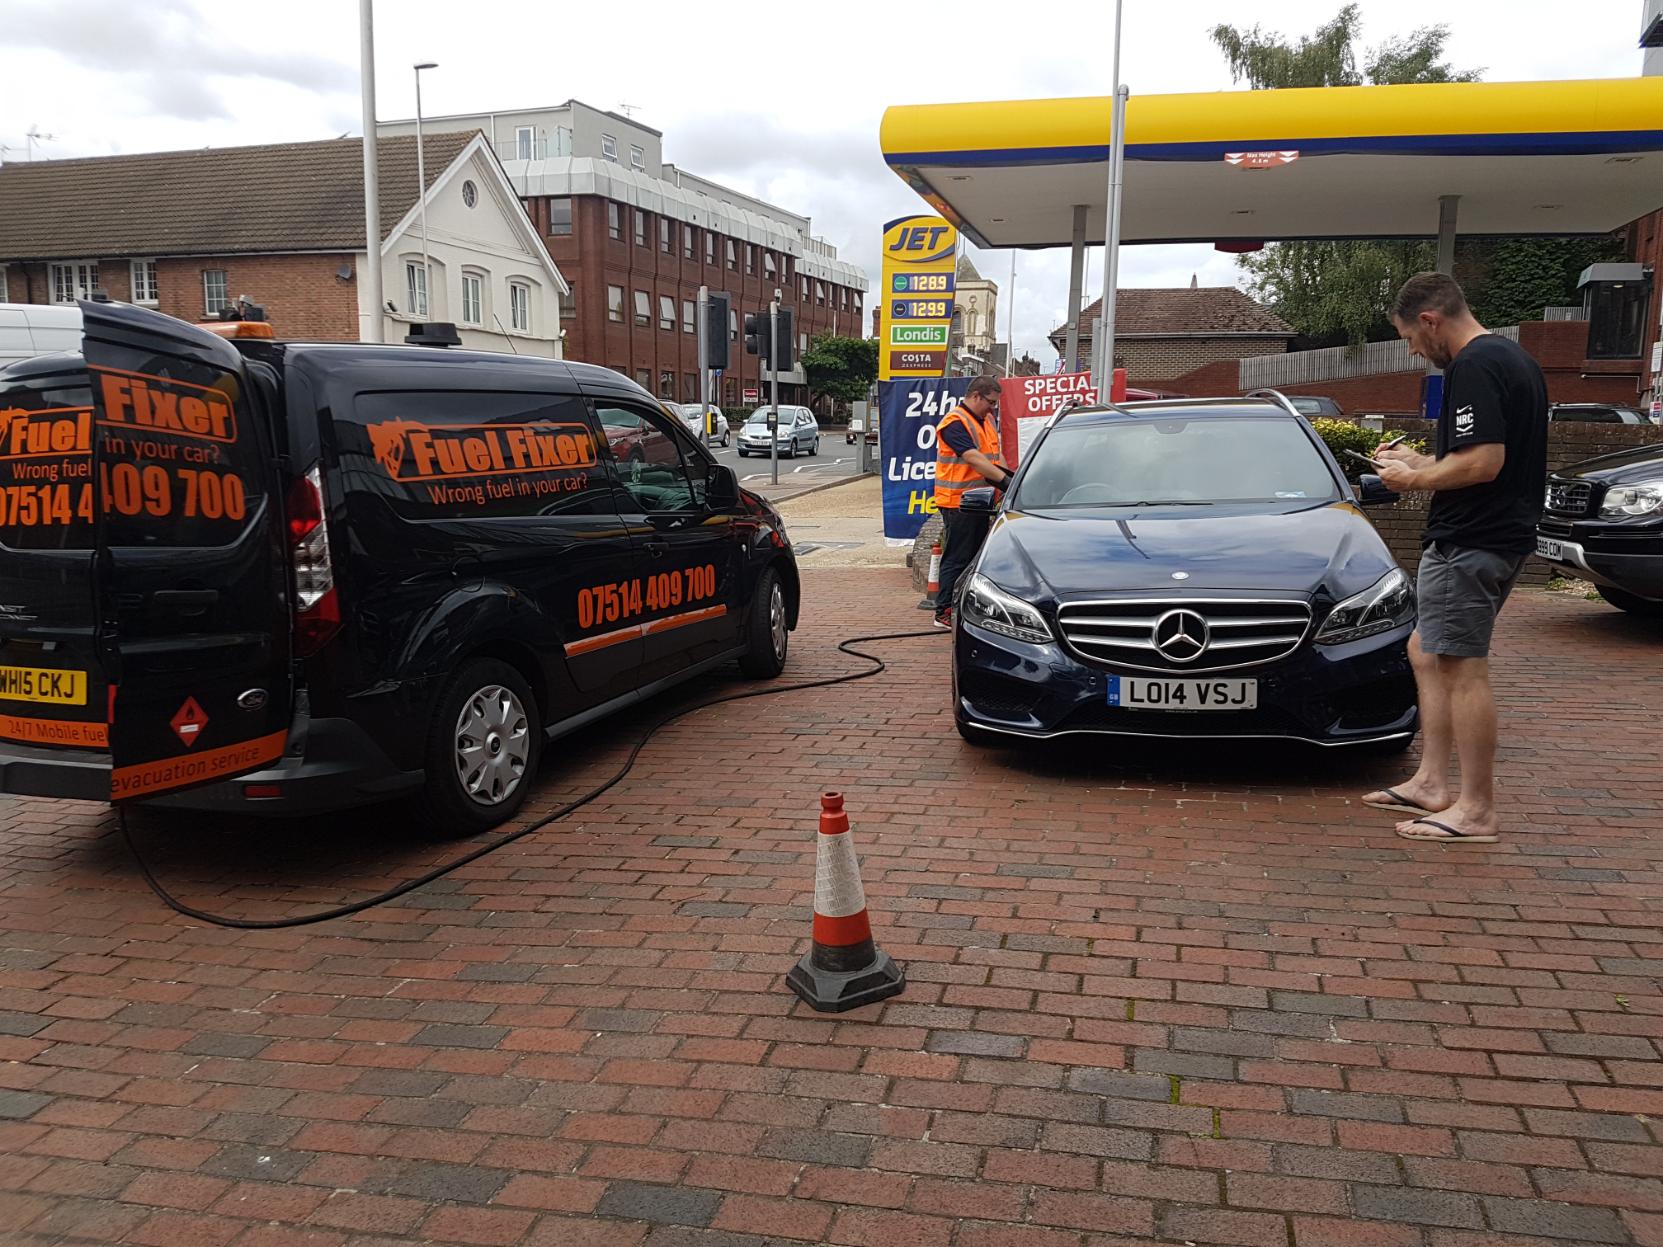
[368,420,598,481]
[0,407,93,459]
[93,368,239,444]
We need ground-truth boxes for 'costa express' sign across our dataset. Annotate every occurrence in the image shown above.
[878,215,958,381]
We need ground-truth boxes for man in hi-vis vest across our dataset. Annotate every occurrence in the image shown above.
[932,376,1014,628]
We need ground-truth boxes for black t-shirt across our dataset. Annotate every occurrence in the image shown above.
[1423,334,1548,555]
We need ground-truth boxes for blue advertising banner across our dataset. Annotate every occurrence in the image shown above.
[878,376,970,543]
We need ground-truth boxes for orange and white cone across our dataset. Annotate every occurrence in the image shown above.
[786,792,906,1013]
[918,540,943,610]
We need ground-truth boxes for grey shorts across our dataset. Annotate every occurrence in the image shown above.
[1416,541,1527,658]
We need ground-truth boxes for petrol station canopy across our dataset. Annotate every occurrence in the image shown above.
[879,78,1663,249]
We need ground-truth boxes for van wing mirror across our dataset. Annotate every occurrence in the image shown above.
[1357,473,1400,508]
[706,463,740,509]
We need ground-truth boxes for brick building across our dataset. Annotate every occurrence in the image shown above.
[1050,286,1295,383]
[381,102,867,410]
[0,133,567,355]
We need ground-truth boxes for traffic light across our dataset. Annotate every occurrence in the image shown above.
[704,292,730,371]
[772,308,794,371]
[743,310,771,366]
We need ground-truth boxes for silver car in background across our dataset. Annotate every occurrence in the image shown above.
[738,405,820,458]
[675,403,731,447]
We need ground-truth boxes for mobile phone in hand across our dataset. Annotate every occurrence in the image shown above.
[1342,448,1384,470]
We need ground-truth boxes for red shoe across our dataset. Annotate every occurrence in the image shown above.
[932,609,953,630]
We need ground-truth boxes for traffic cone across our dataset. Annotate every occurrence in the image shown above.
[917,540,942,610]
[787,792,905,1013]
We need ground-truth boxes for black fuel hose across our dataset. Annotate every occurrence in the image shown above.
[118,628,946,929]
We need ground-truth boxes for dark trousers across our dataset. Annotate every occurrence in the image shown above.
[936,508,991,616]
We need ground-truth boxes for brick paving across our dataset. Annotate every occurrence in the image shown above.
[0,570,1660,1247]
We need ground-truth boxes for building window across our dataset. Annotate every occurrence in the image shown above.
[51,262,98,305]
[608,202,622,241]
[658,295,675,331]
[509,281,531,332]
[816,281,826,307]
[682,300,695,333]
[745,244,754,275]
[659,370,674,398]
[634,289,650,327]
[800,275,809,300]
[405,263,429,317]
[0,268,8,301]
[659,217,672,254]
[202,268,228,316]
[130,259,158,304]
[726,239,737,271]
[683,225,695,259]
[460,273,483,325]
[631,145,646,172]
[729,309,738,342]
[684,373,697,401]
[763,251,776,278]
[635,368,651,389]
[461,180,478,209]
[705,232,715,265]
[601,133,618,162]
[516,126,534,160]
[549,197,573,236]
[560,285,575,319]
[799,332,808,356]
[634,210,647,247]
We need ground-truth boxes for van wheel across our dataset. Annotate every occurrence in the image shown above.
[419,659,540,835]
[738,568,788,679]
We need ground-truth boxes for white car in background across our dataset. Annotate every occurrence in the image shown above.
[675,403,730,447]
[0,303,82,369]
[738,405,820,458]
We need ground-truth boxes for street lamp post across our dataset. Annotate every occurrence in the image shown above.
[1095,0,1127,397]
[413,61,438,319]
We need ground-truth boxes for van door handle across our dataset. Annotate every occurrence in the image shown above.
[644,540,667,558]
[152,589,218,616]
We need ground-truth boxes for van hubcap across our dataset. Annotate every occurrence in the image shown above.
[454,685,529,806]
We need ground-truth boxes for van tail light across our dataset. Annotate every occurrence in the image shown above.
[286,466,341,657]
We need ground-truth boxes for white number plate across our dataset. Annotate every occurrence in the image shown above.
[1108,677,1257,711]
[1536,536,1564,560]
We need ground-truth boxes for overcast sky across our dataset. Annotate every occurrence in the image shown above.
[0,0,1649,360]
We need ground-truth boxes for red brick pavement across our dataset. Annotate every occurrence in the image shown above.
[0,570,1660,1247]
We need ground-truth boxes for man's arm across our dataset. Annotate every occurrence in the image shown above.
[1378,443,1504,492]
[963,448,1011,485]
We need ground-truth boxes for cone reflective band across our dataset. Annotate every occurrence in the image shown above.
[919,540,942,610]
[787,792,905,1013]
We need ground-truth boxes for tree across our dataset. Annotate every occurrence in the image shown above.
[1211,9,1577,347]
[801,335,878,409]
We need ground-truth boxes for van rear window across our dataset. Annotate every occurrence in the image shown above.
[343,391,612,521]
[0,380,95,551]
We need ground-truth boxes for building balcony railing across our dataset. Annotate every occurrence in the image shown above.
[495,131,573,163]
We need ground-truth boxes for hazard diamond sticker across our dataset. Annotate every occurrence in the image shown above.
[170,697,209,750]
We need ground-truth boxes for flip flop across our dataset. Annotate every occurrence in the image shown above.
[1363,787,1434,816]
[1396,817,1499,845]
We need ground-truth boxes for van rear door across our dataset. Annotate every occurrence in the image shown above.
[83,301,293,802]
[0,355,110,792]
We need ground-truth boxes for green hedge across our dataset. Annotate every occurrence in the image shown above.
[1310,417,1427,481]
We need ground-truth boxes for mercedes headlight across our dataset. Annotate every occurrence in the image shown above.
[1315,568,1415,645]
[1599,479,1663,519]
[961,574,1053,644]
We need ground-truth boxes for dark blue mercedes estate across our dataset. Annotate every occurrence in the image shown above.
[950,394,1419,750]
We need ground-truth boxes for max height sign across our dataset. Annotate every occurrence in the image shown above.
[878,215,958,381]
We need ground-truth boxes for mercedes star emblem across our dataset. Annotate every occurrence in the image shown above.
[1152,608,1209,663]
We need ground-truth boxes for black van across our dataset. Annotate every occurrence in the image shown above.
[0,302,799,832]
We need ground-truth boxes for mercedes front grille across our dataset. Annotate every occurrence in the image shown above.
[1057,598,1312,674]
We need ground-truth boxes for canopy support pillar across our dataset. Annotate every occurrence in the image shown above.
[1063,205,1087,371]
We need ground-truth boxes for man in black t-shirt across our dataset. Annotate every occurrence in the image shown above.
[1362,273,1547,846]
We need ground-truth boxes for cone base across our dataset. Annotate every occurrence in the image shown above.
[917,597,937,610]
[786,948,905,1013]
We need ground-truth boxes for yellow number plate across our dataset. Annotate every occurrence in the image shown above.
[0,665,88,705]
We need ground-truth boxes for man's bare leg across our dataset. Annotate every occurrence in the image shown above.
[1364,631,1454,812]
[1397,655,1501,841]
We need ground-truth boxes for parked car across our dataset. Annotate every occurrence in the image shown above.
[737,405,820,458]
[675,402,730,447]
[1536,442,1663,616]
[1284,395,1345,418]
[1549,403,1655,426]
[0,302,82,369]
[0,302,800,832]
[950,395,1418,750]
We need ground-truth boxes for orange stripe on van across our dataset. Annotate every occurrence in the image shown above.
[110,730,286,802]
[0,714,108,749]
[641,605,728,636]
[563,624,644,658]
